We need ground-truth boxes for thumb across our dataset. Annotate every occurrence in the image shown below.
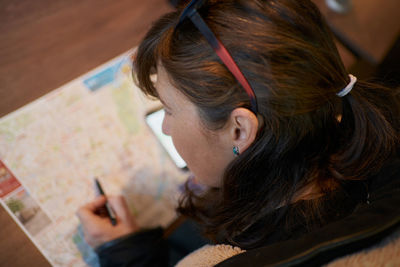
[89,195,108,210]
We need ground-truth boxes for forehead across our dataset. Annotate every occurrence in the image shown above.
[154,65,193,111]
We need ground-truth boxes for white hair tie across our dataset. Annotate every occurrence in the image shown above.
[336,74,357,97]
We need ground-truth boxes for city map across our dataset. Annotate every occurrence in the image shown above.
[0,51,188,266]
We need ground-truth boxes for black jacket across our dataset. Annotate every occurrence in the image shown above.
[96,158,400,266]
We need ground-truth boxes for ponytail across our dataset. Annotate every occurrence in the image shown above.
[330,81,400,180]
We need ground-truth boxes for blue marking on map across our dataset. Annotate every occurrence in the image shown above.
[73,225,100,267]
[83,60,122,92]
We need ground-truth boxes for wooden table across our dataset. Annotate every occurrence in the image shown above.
[313,0,400,65]
[0,0,173,118]
[0,0,172,266]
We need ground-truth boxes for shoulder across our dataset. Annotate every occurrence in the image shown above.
[215,163,400,266]
[326,228,400,266]
[176,244,245,267]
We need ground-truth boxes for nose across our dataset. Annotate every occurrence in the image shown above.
[161,110,170,136]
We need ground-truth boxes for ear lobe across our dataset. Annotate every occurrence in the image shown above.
[229,108,259,153]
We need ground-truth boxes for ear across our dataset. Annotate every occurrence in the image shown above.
[228,108,259,153]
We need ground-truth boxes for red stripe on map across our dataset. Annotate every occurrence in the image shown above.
[0,160,21,198]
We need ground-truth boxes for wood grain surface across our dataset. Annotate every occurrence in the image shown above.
[0,207,51,266]
[313,0,400,64]
[0,0,172,266]
[0,0,173,117]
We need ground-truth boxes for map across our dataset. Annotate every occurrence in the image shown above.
[0,51,188,266]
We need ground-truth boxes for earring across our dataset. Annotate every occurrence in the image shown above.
[233,146,240,156]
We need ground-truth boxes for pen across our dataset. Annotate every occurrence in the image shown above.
[94,178,117,226]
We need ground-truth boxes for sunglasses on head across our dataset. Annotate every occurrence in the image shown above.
[175,0,258,114]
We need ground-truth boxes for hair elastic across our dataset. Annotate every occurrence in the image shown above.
[336,74,357,97]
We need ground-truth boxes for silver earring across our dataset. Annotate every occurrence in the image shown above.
[233,146,240,156]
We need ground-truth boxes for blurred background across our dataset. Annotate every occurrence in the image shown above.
[0,0,399,266]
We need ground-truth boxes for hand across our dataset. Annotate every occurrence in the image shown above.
[77,195,139,248]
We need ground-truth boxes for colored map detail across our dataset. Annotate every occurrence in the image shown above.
[0,161,21,197]
[0,52,187,266]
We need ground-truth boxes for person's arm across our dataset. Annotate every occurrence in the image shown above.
[96,227,168,267]
[77,196,168,267]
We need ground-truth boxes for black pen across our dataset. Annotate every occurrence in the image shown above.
[94,178,117,226]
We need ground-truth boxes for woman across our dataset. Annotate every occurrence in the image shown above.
[77,0,400,266]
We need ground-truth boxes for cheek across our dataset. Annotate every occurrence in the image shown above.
[169,121,197,164]
[170,127,192,158]
[174,133,225,187]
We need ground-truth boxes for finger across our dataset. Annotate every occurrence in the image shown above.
[78,196,107,213]
[76,206,101,225]
[107,195,131,221]
[77,207,112,239]
[89,195,108,210]
[76,196,107,222]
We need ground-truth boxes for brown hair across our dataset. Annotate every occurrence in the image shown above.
[135,0,400,248]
